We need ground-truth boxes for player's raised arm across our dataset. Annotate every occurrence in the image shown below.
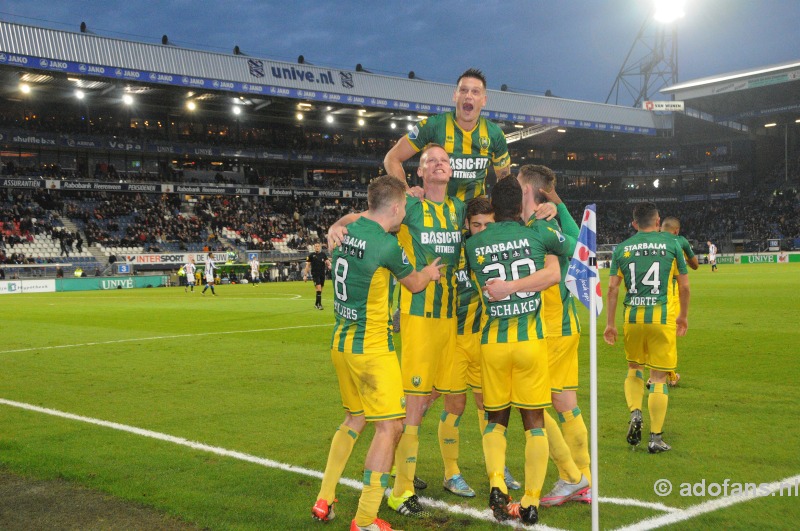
[384,138,417,186]
[495,164,511,181]
[327,212,363,249]
[484,254,561,301]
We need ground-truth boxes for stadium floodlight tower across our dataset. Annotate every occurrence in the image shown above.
[605,0,685,107]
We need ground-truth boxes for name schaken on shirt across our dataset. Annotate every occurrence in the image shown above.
[420,230,462,255]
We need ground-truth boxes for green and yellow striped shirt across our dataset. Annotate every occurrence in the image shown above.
[397,195,466,319]
[465,221,557,344]
[609,231,688,325]
[330,217,413,353]
[406,111,511,201]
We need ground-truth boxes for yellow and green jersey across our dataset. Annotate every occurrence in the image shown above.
[465,221,559,344]
[664,233,695,318]
[455,248,482,335]
[406,111,511,201]
[609,231,688,325]
[397,195,466,319]
[526,213,580,337]
[330,216,413,354]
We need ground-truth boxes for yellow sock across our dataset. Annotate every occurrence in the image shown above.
[438,411,461,479]
[477,408,488,435]
[559,407,591,485]
[354,471,389,527]
[482,423,507,491]
[317,424,359,502]
[392,425,419,497]
[648,383,669,433]
[544,410,581,483]
[624,368,645,412]
[521,427,548,508]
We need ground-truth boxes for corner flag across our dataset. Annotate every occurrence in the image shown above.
[565,203,603,530]
[565,204,603,316]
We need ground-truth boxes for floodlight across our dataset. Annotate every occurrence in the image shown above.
[653,0,685,23]
[186,101,197,111]
[122,94,134,105]
[20,83,31,94]
[296,113,304,121]
[326,115,334,123]
[75,90,85,100]
[390,122,396,129]
[358,118,365,126]
[232,106,242,116]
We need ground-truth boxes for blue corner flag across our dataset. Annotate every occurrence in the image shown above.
[565,204,603,316]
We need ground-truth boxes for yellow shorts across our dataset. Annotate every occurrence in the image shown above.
[480,339,551,411]
[452,331,482,394]
[546,335,580,393]
[331,348,406,421]
[399,313,456,395]
[623,322,678,372]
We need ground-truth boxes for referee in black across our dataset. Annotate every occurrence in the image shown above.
[305,242,331,310]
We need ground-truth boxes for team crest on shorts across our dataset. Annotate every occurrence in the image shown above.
[412,376,422,388]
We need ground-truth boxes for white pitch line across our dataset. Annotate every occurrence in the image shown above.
[598,497,680,513]
[0,398,568,530]
[0,324,330,355]
[614,473,800,531]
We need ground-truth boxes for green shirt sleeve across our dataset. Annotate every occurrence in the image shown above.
[556,203,580,239]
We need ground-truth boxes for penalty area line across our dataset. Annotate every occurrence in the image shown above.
[0,398,567,530]
[0,324,329,355]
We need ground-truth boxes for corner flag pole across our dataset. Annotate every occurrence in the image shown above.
[564,203,602,530]
[589,256,600,531]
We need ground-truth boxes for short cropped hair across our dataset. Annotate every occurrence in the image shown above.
[633,202,659,229]
[420,142,446,159]
[517,164,556,204]
[661,216,680,233]
[457,68,487,89]
[490,176,522,222]
[467,196,493,221]
[367,175,406,212]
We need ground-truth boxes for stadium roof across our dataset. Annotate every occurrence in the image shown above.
[660,59,800,129]
[0,20,666,140]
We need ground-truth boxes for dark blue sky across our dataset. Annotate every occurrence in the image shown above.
[2,0,798,103]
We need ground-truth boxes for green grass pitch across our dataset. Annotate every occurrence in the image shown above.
[1,263,799,530]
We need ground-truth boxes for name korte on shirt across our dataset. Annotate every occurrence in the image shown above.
[610,231,688,323]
